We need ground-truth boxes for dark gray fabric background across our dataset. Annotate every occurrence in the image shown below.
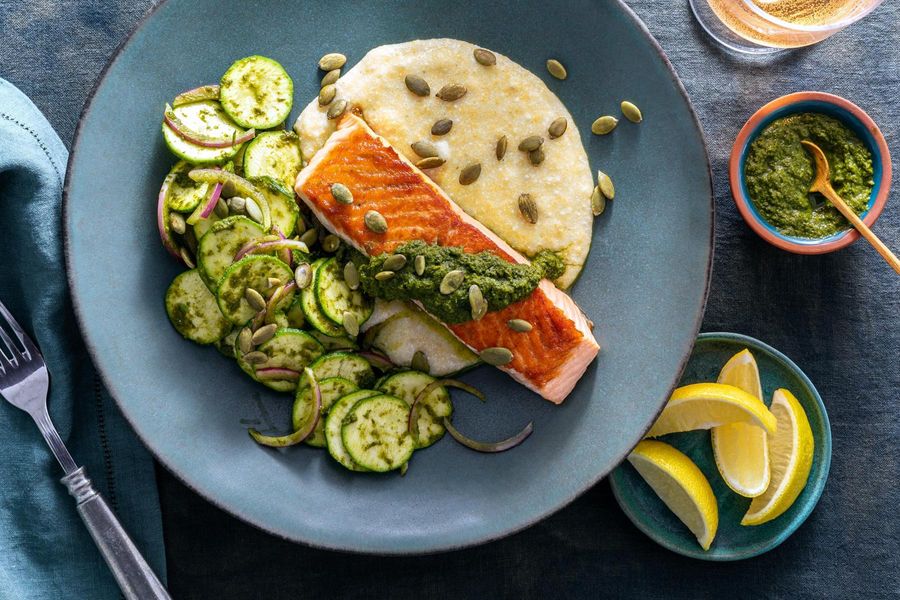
[2,1,898,598]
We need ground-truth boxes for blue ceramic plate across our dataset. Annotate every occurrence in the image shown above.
[64,0,713,553]
[610,333,832,561]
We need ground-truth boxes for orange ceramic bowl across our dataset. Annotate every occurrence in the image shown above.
[730,92,892,254]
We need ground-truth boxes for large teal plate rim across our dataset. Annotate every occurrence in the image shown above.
[609,332,833,561]
[63,0,714,554]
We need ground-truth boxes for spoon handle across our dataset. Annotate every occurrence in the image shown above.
[819,186,900,275]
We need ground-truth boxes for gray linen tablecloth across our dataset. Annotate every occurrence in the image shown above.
[1,0,897,597]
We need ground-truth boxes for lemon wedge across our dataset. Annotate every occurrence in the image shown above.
[646,382,777,438]
[628,440,719,550]
[711,350,770,497]
[741,388,814,526]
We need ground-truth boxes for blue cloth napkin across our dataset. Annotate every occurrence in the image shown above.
[0,78,166,599]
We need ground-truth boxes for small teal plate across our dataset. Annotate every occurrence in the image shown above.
[609,332,832,561]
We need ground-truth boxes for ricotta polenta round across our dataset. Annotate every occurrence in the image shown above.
[294,39,593,288]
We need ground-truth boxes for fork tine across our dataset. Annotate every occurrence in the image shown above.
[0,300,39,361]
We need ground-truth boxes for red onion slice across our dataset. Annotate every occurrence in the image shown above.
[249,368,321,447]
[357,350,395,371]
[443,418,534,453]
[164,104,255,148]
[156,171,183,261]
[255,368,301,382]
[271,225,293,267]
[408,379,485,438]
[189,169,271,231]
[233,239,310,262]
[172,84,220,107]
[198,182,224,219]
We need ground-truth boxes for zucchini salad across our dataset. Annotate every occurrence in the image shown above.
[159,55,533,474]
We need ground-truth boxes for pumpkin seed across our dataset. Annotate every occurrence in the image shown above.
[473,48,497,66]
[414,254,426,276]
[480,347,514,366]
[251,323,278,345]
[546,59,567,80]
[431,118,453,136]
[591,186,606,216]
[621,100,643,123]
[267,277,283,288]
[342,312,359,337]
[244,351,269,365]
[322,234,340,252]
[548,117,567,139]
[295,263,313,288]
[318,84,336,106]
[459,162,482,185]
[507,319,533,333]
[374,270,395,282]
[416,156,445,169]
[468,284,487,321]
[383,254,407,271]
[244,288,267,311]
[518,135,544,152]
[591,116,618,135]
[343,262,360,290]
[529,148,545,166]
[436,83,467,101]
[238,327,253,354]
[411,140,439,158]
[169,212,186,235]
[179,247,195,268]
[496,135,508,160]
[410,351,429,374]
[326,99,348,120]
[330,182,353,205]
[321,68,341,87]
[299,228,318,247]
[364,210,388,233]
[227,196,246,213]
[214,197,229,218]
[318,53,346,71]
[440,270,465,294]
[404,74,430,97]
[244,198,263,223]
[597,170,615,200]
[517,193,538,224]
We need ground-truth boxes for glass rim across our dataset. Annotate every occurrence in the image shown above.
[740,0,884,33]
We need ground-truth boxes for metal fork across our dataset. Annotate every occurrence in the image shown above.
[0,300,171,600]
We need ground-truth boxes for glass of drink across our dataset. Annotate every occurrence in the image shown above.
[689,0,885,55]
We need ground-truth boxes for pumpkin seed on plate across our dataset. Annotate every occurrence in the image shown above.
[411,350,430,373]
[364,210,388,233]
[227,196,246,213]
[473,48,497,66]
[244,198,263,223]
[245,288,267,311]
[546,59,567,80]
[436,83,467,101]
[318,84,336,106]
[267,277,283,288]
[591,116,618,135]
[321,68,341,87]
[330,182,353,205]
[404,74,430,97]
[597,170,615,200]
[621,100,643,123]
[251,323,278,345]
[440,270,465,294]
[548,117,567,139]
[342,311,359,337]
[326,99,348,120]
[507,319,533,333]
[411,140,439,158]
[295,263,313,288]
[496,135,508,160]
[517,193,538,224]
[416,156,445,169]
[480,347,514,366]
[238,327,253,354]
[459,163,482,185]
[591,186,606,216]
[318,53,346,71]
[431,119,453,136]
[343,261,360,290]
[169,212,186,235]
[414,254,426,276]
[180,247,195,269]
[518,135,544,152]
[299,228,318,247]
[322,234,341,252]
[382,254,408,271]
[243,351,269,365]
[214,198,229,218]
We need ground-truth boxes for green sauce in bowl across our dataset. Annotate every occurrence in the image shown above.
[744,113,874,239]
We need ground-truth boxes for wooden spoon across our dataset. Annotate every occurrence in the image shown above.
[802,140,900,274]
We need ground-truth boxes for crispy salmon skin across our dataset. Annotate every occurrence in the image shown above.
[295,114,599,403]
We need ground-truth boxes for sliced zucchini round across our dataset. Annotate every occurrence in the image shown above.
[309,330,358,351]
[191,210,221,241]
[216,255,294,324]
[244,131,303,190]
[251,176,300,237]
[342,394,415,472]
[254,329,325,392]
[220,56,293,129]
[165,161,210,213]
[161,101,245,165]
[214,328,239,358]
[378,371,452,448]
[315,257,373,326]
[165,269,231,344]
[299,259,346,337]
[325,390,381,471]
[304,351,375,388]
[197,216,266,288]
[292,376,358,447]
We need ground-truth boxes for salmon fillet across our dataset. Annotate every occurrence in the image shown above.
[295,114,599,403]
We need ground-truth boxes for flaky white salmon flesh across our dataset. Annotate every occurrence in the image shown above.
[295,114,599,403]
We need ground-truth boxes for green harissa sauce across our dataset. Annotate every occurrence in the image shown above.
[744,112,874,239]
[358,240,565,324]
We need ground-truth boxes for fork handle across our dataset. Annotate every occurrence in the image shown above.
[61,468,171,600]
